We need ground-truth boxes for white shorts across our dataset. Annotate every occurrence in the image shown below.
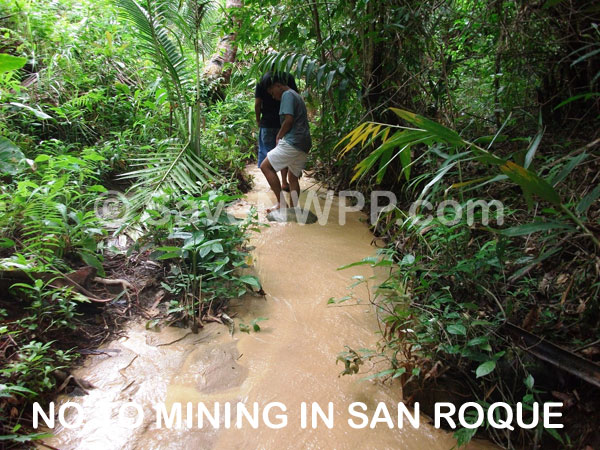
[267,139,308,178]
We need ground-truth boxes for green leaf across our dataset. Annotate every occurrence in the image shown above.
[157,251,183,260]
[447,324,467,335]
[0,238,15,249]
[571,48,600,67]
[146,319,160,330]
[475,360,496,378]
[156,246,183,252]
[0,53,27,73]
[0,384,36,396]
[87,185,108,193]
[524,129,543,169]
[467,336,489,347]
[325,70,335,91]
[34,154,51,163]
[495,221,574,236]
[337,256,378,270]
[554,93,600,110]
[401,254,415,265]
[454,427,478,446]
[239,275,261,289]
[0,432,53,442]
[252,317,268,332]
[552,152,588,186]
[473,135,508,145]
[508,247,561,281]
[352,129,429,183]
[79,252,105,277]
[199,246,211,258]
[9,102,53,120]
[524,374,534,390]
[82,151,106,161]
[545,428,564,444]
[0,137,26,175]
[576,185,600,215]
[500,161,561,205]
[390,108,464,147]
[183,231,205,249]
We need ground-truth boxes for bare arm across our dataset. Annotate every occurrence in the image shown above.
[276,114,294,144]
[254,98,262,126]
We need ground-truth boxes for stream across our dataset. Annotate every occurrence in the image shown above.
[43,167,492,449]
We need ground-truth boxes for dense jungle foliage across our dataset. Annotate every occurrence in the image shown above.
[1,0,599,448]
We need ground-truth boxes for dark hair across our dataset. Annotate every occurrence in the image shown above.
[260,71,288,90]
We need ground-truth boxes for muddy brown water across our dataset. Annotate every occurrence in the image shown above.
[43,167,492,449]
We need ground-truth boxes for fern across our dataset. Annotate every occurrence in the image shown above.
[63,89,105,109]
[16,160,104,266]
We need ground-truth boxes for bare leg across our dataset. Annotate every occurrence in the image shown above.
[287,170,301,207]
[260,158,287,211]
[281,168,290,191]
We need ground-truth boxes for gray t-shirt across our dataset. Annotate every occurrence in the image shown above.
[279,90,312,153]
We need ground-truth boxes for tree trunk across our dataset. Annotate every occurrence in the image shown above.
[203,0,242,87]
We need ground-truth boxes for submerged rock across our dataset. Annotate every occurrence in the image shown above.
[266,207,318,224]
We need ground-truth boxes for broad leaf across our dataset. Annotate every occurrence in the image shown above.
[0,53,27,73]
[239,275,261,288]
[475,360,496,378]
[447,324,466,335]
[0,137,26,175]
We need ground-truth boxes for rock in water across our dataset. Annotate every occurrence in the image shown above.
[266,207,318,224]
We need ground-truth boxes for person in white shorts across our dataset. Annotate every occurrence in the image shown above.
[260,74,312,212]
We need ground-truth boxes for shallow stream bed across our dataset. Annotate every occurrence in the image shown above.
[43,167,492,450]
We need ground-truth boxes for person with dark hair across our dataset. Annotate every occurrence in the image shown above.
[260,75,312,212]
[255,71,298,192]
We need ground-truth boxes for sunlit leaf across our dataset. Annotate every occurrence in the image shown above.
[0,53,27,73]
[500,161,561,205]
[390,108,464,147]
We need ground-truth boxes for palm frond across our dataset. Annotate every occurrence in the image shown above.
[255,52,358,93]
[116,0,221,224]
[120,140,213,189]
[118,0,192,106]
[118,138,221,219]
[180,0,219,58]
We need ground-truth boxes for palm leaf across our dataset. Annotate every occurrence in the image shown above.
[255,52,357,93]
[118,139,221,222]
[118,0,192,106]
[116,0,220,222]
[177,0,218,57]
[119,139,217,193]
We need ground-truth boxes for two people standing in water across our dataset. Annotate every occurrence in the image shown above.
[254,72,312,212]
